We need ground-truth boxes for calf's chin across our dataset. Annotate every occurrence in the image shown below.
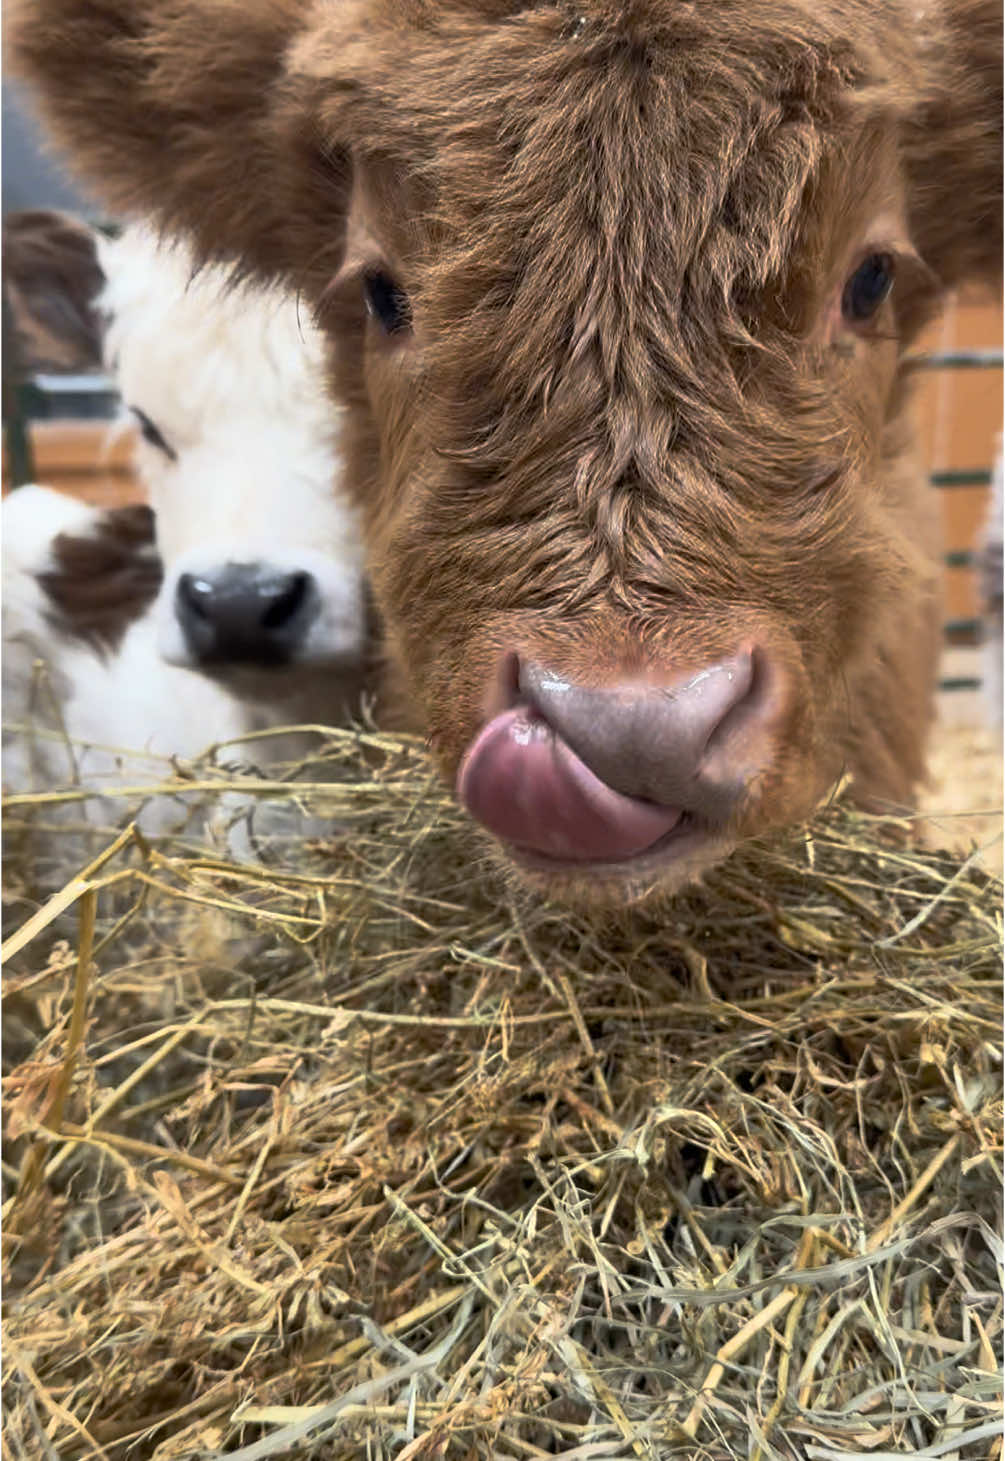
[381,515,939,910]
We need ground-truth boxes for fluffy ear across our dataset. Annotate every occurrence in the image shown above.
[903,0,1003,292]
[5,0,344,286]
[2,209,106,372]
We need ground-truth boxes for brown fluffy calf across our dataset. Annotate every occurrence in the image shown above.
[10,0,1002,906]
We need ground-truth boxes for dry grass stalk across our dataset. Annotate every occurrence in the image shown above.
[2,725,1002,1460]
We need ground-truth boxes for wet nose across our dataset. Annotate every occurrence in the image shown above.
[175,564,318,665]
[519,651,766,822]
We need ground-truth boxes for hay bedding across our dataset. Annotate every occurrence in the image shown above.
[1,726,1002,1461]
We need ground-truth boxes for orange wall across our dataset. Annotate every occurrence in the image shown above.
[4,419,143,507]
[914,291,1002,621]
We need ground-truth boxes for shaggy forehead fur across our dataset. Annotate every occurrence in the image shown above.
[312,0,893,282]
[305,2,931,643]
[299,0,941,310]
[299,0,933,501]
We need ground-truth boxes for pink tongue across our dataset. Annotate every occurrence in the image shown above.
[457,708,681,862]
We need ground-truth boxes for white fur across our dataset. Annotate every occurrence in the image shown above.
[96,225,366,668]
[3,486,265,840]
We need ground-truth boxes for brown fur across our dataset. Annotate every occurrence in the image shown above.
[2,209,105,373]
[10,0,1001,905]
[39,505,163,655]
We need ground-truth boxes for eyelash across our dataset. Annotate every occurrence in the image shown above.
[841,252,896,327]
[363,270,412,336]
[130,407,177,460]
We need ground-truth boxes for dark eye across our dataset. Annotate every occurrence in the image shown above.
[130,407,177,460]
[841,252,895,324]
[363,270,411,335]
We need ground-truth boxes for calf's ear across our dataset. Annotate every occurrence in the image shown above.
[5,0,342,287]
[2,210,106,373]
[902,0,1003,293]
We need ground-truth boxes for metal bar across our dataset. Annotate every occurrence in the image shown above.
[910,349,1003,369]
[930,470,993,488]
[1,290,36,487]
[2,386,36,488]
[939,677,983,692]
[29,371,117,394]
[14,375,121,425]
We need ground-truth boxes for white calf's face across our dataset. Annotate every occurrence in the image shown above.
[98,228,367,675]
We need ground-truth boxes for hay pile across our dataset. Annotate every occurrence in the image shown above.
[2,727,1002,1460]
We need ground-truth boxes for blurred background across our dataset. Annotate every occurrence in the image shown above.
[3,82,94,218]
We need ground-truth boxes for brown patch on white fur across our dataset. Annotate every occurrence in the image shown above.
[39,504,163,654]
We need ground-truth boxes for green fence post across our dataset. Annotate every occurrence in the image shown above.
[2,288,36,488]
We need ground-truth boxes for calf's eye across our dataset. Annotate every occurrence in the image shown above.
[841,252,895,324]
[130,406,177,460]
[363,270,412,335]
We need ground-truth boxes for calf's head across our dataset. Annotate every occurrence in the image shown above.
[95,226,368,684]
[12,0,1001,903]
[3,211,369,685]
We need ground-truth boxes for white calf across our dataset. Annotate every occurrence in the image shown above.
[96,225,367,684]
[3,217,372,866]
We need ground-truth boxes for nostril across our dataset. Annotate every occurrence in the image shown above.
[261,572,310,631]
[690,649,755,757]
[176,573,214,623]
[511,648,776,818]
[699,647,775,765]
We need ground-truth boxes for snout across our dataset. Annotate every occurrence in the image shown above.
[457,647,788,871]
[175,563,319,666]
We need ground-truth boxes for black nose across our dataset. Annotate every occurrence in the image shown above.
[175,564,318,665]
[518,650,769,823]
